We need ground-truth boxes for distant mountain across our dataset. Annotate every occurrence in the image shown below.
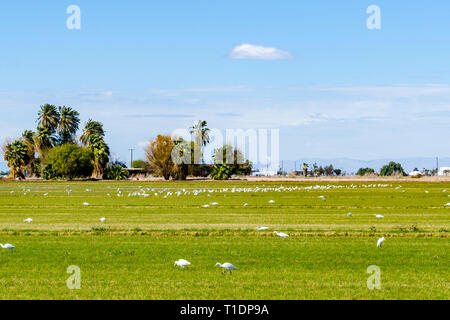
[278,157,450,175]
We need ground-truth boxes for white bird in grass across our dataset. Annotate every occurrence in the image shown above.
[268,200,275,204]
[0,243,15,250]
[201,204,210,208]
[256,226,269,231]
[375,214,384,218]
[347,213,353,217]
[444,203,450,207]
[174,259,191,268]
[377,237,385,247]
[100,217,106,223]
[83,202,89,206]
[274,231,289,238]
[24,218,33,223]
[244,203,249,206]
[215,262,237,274]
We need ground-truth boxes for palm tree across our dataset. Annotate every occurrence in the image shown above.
[33,127,56,157]
[80,119,105,145]
[2,139,30,179]
[37,104,59,132]
[190,120,210,147]
[58,106,80,144]
[21,130,37,176]
[190,120,210,164]
[88,134,110,178]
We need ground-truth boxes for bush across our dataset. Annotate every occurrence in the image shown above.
[104,165,129,180]
[380,161,406,176]
[357,168,375,176]
[43,144,93,180]
[210,164,233,180]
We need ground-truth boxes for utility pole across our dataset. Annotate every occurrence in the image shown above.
[128,148,135,168]
[436,157,439,175]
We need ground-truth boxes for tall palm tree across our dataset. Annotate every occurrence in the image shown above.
[88,134,110,178]
[58,106,80,144]
[189,120,210,164]
[33,127,55,157]
[80,119,105,146]
[21,130,37,176]
[37,104,59,132]
[190,120,210,147]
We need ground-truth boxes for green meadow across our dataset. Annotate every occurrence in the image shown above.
[0,180,448,299]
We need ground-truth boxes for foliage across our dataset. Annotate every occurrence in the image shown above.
[357,168,376,176]
[2,139,30,179]
[104,165,129,180]
[380,161,406,176]
[43,144,93,180]
[145,135,175,180]
[210,163,233,180]
[131,160,152,172]
[88,134,110,178]
[81,119,105,146]
[213,145,252,176]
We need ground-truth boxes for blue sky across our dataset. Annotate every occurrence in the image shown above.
[1,1,450,168]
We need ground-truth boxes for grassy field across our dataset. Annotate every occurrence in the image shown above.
[0,180,448,299]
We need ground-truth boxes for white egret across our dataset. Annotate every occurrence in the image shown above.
[211,202,219,206]
[83,202,89,206]
[268,200,275,204]
[244,203,249,206]
[375,214,384,218]
[100,217,106,223]
[274,231,289,238]
[24,218,33,223]
[377,237,385,247]
[256,227,269,231]
[347,213,353,217]
[174,259,191,268]
[215,262,237,274]
[0,243,15,250]
[444,203,450,207]
[201,204,210,208]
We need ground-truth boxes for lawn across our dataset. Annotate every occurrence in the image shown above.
[0,180,448,299]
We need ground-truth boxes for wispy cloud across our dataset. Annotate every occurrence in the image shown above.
[228,44,293,60]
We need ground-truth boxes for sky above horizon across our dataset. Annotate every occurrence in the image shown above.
[1,1,450,169]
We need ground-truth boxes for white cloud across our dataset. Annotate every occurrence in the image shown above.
[228,44,293,60]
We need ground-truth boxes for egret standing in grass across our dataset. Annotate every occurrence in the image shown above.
[215,262,237,274]
[175,259,191,268]
[377,237,385,247]
[256,226,269,231]
[274,231,289,239]
[24,218,33,223]
[0,243,15,250]
[375,214,384,218]
[100,217,106,223]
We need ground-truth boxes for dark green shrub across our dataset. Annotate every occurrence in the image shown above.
[43,144,93,180]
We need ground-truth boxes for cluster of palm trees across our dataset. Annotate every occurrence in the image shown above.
[145,120,251,180]
[2,104,109,179]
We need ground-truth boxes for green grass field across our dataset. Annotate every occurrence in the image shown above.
[0,180,448,299]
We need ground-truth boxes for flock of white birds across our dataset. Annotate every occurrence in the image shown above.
[1,184,449,275]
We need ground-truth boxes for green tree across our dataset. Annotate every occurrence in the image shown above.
[88,134,110,179]
[37,104,59,132]
[356,168,375,176]
[2,139,31,179]
[33,127,56,157]
[57,106,80,144]
[80,119,105,145]
[380,162,406,176]
[43,144,93,180]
